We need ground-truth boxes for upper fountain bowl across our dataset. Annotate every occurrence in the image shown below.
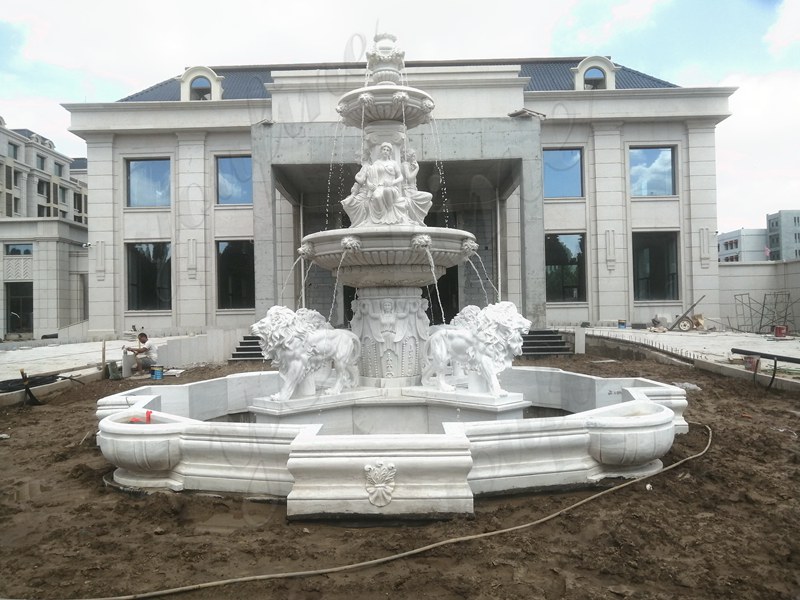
[336,85,435,130]
[301,225,476,288]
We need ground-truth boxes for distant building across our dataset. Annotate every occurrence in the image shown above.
[717,229,768,262]
[0,115,89,340]
[766,210,800,262]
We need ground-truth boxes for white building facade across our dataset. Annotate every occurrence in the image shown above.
[0,116,89,340]
[65,52,734,339]
[717,228,769,263]
[767,210,800,262]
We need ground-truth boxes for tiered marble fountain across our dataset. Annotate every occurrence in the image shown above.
[96,34,688,519]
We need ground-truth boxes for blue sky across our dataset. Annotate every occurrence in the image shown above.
[1,0,797,231]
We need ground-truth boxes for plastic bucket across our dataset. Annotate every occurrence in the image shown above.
[150,365,164,380]
[618,320,627,329]
[743,356,760,372]
[775,325,787,337]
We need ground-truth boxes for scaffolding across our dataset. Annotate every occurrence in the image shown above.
[734,291,797,334]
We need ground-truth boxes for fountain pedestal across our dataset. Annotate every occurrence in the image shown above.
[350,287,429,381]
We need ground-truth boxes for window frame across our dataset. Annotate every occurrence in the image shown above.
[632,231,680,301]
[216,155,253,205]
[126,158,171,208]
[544,233,587,303]
[5,243,33,255]
[216,239,256,310]
[190,76,212,101]
[543,148,584,199]
[126,242,172,311]
[35,154,46,170]
[629,146,677,197]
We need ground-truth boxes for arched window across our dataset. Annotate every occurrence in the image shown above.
[190,76,212,100]
[584,67,606,90]
[571,57,619,91]
[178,67,224,101]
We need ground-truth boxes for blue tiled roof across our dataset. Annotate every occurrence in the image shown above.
[118,58,677,102]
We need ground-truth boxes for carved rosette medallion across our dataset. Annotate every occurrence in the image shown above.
[364,460,396,507]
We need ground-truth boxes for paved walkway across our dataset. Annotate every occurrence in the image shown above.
[0,337,170,381]
[584,327,800,365]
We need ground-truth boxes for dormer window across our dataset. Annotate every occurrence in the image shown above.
[190,76,212,100]
[571,56,620,91]
[584,67,606,90]
[178,67,224,101]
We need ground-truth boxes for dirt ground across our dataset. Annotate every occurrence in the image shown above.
[1,353,799,600]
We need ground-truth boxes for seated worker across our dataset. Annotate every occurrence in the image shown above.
[125,332,158,374]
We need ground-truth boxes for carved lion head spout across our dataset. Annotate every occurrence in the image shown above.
[251,306,361,402]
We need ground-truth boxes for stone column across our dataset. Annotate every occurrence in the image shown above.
[252,122,278,317]
[84,133,118,339]
[590,122,628,323]
[174,131,208,330]
[685,120,721,317]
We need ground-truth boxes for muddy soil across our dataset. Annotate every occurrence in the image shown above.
[1,355,798,599]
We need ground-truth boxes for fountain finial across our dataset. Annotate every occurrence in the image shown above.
[367,33,405,86]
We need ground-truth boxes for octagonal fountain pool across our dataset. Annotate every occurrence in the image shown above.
[96,367,686,519]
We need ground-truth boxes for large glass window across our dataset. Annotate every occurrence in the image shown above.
[632,231,679,300]
[543,149,583,198]
[127,159,170,207]
[545,234,586,302]
[217,240,255,309]
[35,155,46,170]
[216,156,253,205]
[629,147,675,196]
[127,243,172,310]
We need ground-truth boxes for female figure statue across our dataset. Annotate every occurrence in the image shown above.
[366,142,408,225]
[401,148,433,225]
[341,150,371,227]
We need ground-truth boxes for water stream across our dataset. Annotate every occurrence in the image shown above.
[328,249,350,323]
[471,253,500,302]
[423,248,446,324]
[279,256,305,303]
[466,258,490,306]
[429,117,449,227]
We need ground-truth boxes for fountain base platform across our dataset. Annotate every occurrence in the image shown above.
[96,367,687,519]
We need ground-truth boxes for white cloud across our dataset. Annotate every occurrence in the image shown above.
[715,70,800,232]
[2,0,581,96]
[574,0,666,47]
[764,0,800,56]
[1,97,84,157]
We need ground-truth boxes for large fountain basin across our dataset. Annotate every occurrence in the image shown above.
[96,368,687,518]
[336,84,435,129]
[301,225,476,287]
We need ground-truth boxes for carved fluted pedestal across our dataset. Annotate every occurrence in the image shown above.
[350,287,430,382]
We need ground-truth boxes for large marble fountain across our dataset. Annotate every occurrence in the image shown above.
[96,34,688,519]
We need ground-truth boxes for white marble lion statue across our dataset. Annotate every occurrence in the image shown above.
[251,306,361,401]
[421,302,531,396]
